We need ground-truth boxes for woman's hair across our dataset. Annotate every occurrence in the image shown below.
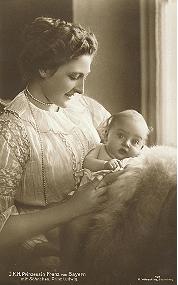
[105,109,151,138]
[18,16,98,83]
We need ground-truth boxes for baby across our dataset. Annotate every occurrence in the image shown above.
[61,110,150,270]
[82,109,150,181]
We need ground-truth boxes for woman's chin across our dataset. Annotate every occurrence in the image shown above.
[59,96,74,108]
[54,100,68,108]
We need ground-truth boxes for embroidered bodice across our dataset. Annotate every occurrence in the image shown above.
[0,91,110,231]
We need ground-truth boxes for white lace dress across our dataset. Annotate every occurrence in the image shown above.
[0,91,110,250]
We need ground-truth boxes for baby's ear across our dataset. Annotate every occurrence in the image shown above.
[98,122,109,143]
[103,129,109,143]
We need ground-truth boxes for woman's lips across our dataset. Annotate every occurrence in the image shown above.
[65,92,74,99]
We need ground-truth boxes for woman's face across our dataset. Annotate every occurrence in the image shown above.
[40,54,93,107]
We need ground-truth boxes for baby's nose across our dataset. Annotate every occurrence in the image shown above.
[122,139,131,148]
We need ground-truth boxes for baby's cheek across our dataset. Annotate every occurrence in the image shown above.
[130,148,140,157]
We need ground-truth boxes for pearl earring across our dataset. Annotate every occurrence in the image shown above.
[39,69,47,78]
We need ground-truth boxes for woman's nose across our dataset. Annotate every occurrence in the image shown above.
[74,78,85,94]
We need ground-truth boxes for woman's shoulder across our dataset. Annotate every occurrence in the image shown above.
[0,91,28,129]
[69,95,110,127]
[77,95,105,111]
[68,94,106,111]
[0,94,30,153]
[0,109,29,141]
[0,108,22,129]
[4,91,28,117]
[0,110,30,165]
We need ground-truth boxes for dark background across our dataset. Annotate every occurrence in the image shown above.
[0,0,73,99]
[0,0,141,116]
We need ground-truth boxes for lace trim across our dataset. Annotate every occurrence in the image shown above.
[0,167,22,196]
[0,112,30,168]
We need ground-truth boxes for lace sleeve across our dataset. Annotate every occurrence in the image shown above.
[0,112,30,231]
[82,96,111,141]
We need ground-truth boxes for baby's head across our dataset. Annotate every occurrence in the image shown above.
[104,110,150,160]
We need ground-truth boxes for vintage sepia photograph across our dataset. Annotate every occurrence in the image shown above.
[0,0,176,284]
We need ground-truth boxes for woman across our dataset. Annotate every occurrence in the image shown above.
[0,17,112,273]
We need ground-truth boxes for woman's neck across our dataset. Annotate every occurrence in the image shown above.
[26,82,59,112]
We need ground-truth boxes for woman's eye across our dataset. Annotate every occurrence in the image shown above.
[69,74,79,80]
[69,73,88,81]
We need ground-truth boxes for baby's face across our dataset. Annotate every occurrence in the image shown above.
[105,118,147,160]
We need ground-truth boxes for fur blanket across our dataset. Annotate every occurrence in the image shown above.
[82,146,177,285]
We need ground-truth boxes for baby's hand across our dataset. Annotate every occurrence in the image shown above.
[104,159,122,170]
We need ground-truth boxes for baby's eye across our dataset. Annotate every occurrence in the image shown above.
[132,139,141,145]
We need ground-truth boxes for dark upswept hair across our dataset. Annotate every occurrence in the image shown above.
[18,17,98,83]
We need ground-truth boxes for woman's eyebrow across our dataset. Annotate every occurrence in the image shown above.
[70,71,90,76]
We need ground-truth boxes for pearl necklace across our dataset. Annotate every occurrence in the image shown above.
[25,90,86,203]
[25,90,48,205]
[25,86,53,106]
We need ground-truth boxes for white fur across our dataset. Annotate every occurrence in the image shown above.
[83,146,177,285]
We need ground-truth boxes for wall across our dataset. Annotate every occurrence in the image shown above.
[73,0,141,113]
[0,0,141,113]
[0,0,72,99]
[140,0,177,146]
[156,0,177,146]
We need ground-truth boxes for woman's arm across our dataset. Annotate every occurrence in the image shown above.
[0,177,106,253]
[0,115,107,253]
